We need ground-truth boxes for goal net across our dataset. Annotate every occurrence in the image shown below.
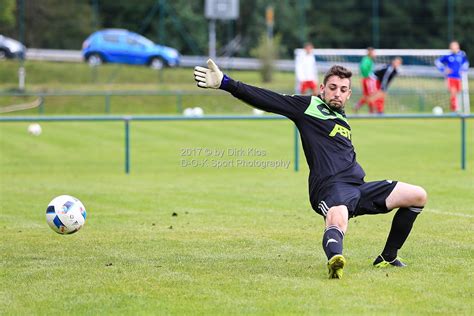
[294,48,471,114]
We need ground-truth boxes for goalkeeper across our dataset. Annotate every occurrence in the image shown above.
[194,60,427,279]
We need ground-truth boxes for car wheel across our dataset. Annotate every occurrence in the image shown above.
[0,49,7,60]
[150,57,164,70]
[88,53,103,67]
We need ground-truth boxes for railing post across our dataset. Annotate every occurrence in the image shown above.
[294,124,299,172]
[125,118,130,174]
[38,97,45,114]
[461,115,466,170]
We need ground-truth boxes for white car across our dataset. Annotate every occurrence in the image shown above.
[0,35,26,59]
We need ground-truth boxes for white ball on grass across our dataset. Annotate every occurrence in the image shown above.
[27,123,42,136]
[253,108,264,116]
[46,195,87,234]
[183,108,194,117]
[432,106,443,115]
[193,107,204,117]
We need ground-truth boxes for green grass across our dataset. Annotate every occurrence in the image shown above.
[1,60,473,114]
[1,118,473,314]
[0,59,296,90]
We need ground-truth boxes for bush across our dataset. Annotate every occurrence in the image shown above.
[250,33,281,83]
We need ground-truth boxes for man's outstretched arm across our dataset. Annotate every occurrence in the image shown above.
[194,59,310,120]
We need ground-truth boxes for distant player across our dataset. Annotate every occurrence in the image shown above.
[369,57,403,114]
[194,59,427,279]
[435,41,469,112]
[296,43,319,95]
[355,47,377,113]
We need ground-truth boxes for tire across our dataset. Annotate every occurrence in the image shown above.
[149,57,164,70]
[87,53,103,66]
[0,49,8,60]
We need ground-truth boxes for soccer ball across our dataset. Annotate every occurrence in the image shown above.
[432,106,443,115]
[183,107,204,117]
[27,123,42,136]
[252,108,264,115]
[46,195,87,234]
[183,107,194,117]
[193,107,204,117]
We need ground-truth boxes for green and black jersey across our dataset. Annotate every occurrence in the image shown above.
[221,75,366,209]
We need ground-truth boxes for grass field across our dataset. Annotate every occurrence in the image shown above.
[0,117,473,314]
[1,60,473,114]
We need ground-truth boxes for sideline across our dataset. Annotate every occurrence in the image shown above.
[426,208,474,218]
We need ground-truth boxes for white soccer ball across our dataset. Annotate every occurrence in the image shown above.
[252,108,264,115]
[46,195,87,234]
[193,107,204,117]
[183,107,194,117]
[27,123,42,136]
[432,106,443,115]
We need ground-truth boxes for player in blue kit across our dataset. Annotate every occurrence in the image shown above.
[194,60,427,279]
[435,41,469,112]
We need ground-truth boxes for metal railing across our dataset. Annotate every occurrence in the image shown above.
[0,90,233,114]
[0,113,471,173]
[0,89,463,115]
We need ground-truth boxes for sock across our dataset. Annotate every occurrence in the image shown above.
[322,225,344,260]
[381,207,423,261]
[450,95,458,111]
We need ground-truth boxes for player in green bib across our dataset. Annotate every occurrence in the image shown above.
[355,47,377,113]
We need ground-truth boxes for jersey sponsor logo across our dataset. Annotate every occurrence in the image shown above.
[304,96,348,123]
[329,123,351,140]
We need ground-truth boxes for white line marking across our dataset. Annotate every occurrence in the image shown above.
[426,209,474,218]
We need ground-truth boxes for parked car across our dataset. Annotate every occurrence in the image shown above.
[0,35,26,59]
[82,29,180,69]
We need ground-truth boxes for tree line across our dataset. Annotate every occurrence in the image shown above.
[0,0,472,61]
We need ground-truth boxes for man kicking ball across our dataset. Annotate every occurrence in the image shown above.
[194,60,427,279]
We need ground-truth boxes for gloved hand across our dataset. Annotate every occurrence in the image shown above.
[194,59,224,89]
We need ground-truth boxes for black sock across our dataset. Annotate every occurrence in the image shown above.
[382,206,422,261]
[322,225,344,260]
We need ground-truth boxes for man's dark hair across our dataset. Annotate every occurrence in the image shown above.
[393,56,403,63]
[323,65,352,86]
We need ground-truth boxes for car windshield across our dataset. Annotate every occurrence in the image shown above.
[135,35,154,47]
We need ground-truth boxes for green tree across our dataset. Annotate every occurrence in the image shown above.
[251,33,282,82]
[0,0,16,33]
[0,0,471,62]
[22,0,94,49]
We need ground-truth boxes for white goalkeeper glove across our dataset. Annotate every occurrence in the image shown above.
[194,59,224,89]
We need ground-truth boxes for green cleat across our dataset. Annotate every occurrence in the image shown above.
[373,255,407,268]
[327,254,346,279]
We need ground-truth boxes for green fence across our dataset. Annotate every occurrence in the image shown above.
[0,89,464,114]
[0,90,226,114]
[0,113,471,173]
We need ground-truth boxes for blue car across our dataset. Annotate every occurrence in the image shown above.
[82,29,179,69]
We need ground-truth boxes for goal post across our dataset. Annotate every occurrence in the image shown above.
[294,48,471,114]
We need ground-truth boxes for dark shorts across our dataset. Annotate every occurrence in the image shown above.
[313,180,398,218]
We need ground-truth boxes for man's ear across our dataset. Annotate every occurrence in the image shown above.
[347,89,352,100]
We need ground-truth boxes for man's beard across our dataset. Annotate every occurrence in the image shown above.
[322,95,345,111]
[328,101,344,111]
